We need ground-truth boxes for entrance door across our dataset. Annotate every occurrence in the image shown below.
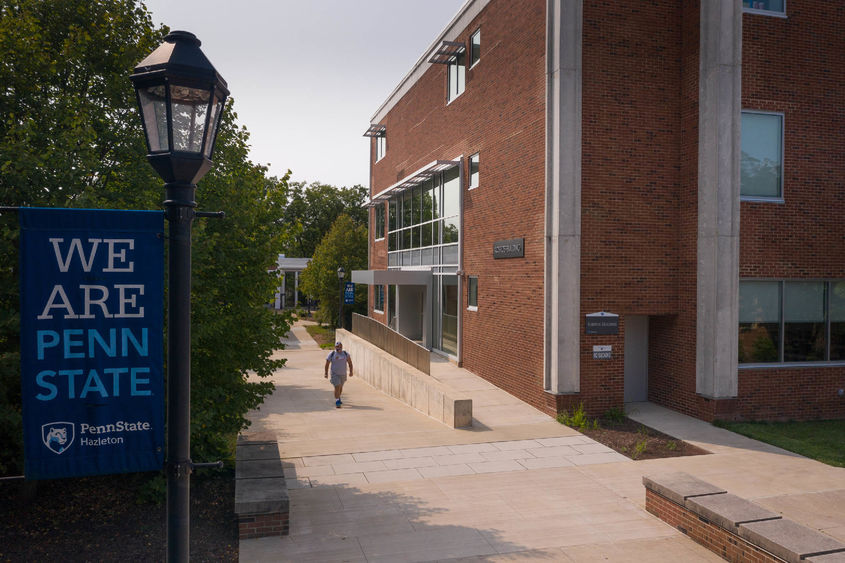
[432,274,458,355]
[624,315,649,402]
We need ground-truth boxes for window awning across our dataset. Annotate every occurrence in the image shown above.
[428,40,465,64]
[363,123,386,137]
[368,159,460,206]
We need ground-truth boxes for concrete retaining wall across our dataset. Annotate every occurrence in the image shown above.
[337,330,472,428]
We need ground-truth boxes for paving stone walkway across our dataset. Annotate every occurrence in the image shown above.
[240,322,845,562]
[283,436,628,489]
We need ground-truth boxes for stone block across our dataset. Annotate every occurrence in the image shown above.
[453,399,472,428]
[739,518,845,563]
[234,476,289,515]
[686,492,780,530]
[236,457,284,480]
[642,472,726,505]
[236,441,280,462]
[806,552,845,562]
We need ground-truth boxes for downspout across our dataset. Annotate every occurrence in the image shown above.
[458,157,465,366]
[367,138,373,320]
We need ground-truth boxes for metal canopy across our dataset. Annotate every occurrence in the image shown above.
[428,40,466,64]
[351,269,433,286]
[363,123,386,137]
[369,159,460,206]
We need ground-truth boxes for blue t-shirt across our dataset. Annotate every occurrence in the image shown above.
[327,350,350,376]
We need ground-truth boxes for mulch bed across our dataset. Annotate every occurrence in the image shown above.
[573,416,710,460]
[0,471,237,562]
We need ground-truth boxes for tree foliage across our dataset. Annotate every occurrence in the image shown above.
[299,214,368,327]
[0,0,290,475]
[280,181,367,259]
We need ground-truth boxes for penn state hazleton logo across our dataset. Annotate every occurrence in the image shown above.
[42,422,75,454]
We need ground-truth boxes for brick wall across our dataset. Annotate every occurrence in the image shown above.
[644,489,781,563]
[730,1,845,421]
[367,0,845,423]
[567,0,687,417]
[369,0,552,414]
[238,512,289,540]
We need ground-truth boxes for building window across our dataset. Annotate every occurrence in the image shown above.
[739,280,845,365]
[387,166,460,267]
[469,153,479,189]
[374,285,385,313]
[470,29,481,67]
[447,51,465,103]
[741,111,783,200]
[742,0,785,16]
[374,203,385,240]
[467,276,478,310]
[375,135,386,162]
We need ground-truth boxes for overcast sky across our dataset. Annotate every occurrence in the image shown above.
[141,0,466,189]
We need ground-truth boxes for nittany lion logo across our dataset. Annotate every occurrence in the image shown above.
[42,422,75,455]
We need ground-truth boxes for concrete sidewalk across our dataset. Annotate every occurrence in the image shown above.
[240,324,845,562]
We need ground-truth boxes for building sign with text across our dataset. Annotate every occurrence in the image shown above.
[493,238,524,259]
[20,208,164,480]
[585,311,619,335]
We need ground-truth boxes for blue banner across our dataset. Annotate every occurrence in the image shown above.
[20,208,164,480]
[344,282,355,305]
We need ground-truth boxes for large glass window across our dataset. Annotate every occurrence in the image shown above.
[374,204,385,240]
[443,166,460,217]
[470,29,481,67]
[469,153,479,189]
[742,0,785,15]
[740,280,845,364]
[440,275,458,355]
[784,282,825,362]
[468,276,478,309]
[386,166,460,268]
[831,283,845,361]
[375,135,386,161]
[739,281,780,363]
[741,111,783,199]
[447,52,465,103]
[374,285,385,312]
[402,189,414,227]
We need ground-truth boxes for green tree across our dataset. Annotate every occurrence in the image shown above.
[299,214,367,327]
[280,181,367,258]
[0,0,289,475]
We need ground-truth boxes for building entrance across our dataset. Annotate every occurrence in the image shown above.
[624,315,649,402]
[433,274,458,356]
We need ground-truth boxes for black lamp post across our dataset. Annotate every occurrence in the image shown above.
[130,30,228,563]
[337,266,345,329]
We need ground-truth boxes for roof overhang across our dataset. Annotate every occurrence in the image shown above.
[368,159,459,206]
[352,269,433,286]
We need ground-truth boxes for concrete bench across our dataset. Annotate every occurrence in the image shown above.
[234,438,289,539]
[644,472,845,563]
[337,330,472,428]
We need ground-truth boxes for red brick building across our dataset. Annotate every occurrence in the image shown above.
[353,0,845,422]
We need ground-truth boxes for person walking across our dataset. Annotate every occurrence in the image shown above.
[324,341,353,408]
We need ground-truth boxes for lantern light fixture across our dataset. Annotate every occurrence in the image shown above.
[130,31,229,186]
